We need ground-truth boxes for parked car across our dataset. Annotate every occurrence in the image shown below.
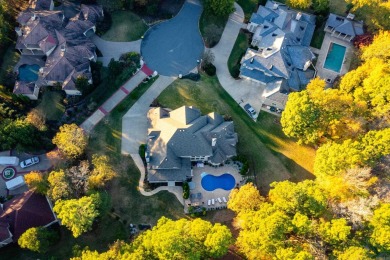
[20,156,40,168]
[269,106,277,112]
[244,104,256,118]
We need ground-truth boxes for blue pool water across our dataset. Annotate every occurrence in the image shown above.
[323,43,346,73]
[18,64,40,82]
[201,173,235,191]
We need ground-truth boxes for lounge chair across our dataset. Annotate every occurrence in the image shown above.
[208,200,211,206]
[222,197,227,203]
[217,198,222,203]
[212,199,215,205]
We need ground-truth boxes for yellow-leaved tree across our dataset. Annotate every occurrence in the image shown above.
[52,124,87,159]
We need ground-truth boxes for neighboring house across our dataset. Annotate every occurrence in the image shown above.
[13,1,103,99]
[0,190,57,248]
[240,0,316,111]
[325,13,364,42]
[146,106,238,184]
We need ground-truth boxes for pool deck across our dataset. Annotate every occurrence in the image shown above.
[185,164,243,211]
[315,33,354,85]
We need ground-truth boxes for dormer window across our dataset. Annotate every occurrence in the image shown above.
[264,25,269,29]
[300,26,304,30]
[266,47,272,51]
[296,37,301,42]
[272,33,277,37]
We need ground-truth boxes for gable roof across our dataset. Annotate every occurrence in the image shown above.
[325,13,364,37]
[0,190,56,241]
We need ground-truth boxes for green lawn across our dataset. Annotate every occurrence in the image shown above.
[36,91,65,121]
[102,11,148,42]
[236,0,259,20]
[228,31,249,78]
[329,0,348,15]
[310,25,325,49]
[199,11,228,48]
[157,74,315,194]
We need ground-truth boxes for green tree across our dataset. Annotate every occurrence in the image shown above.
[47,170,72,201]
[18,227,55,253]
[88,155,117,189]
[0,118,41,151]
[75,76,92,96]
[204,0,234,17]
[24,171,49,195]
[312,0,329,14]
[286,0,312,9]
[52,124,88,159]
[370,203,390,252]
[227,183,264,214]
[53,194,101,238]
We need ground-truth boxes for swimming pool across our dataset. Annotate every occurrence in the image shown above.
[323,43,346,73]
[201,173,235,191]
[18,64,40,82]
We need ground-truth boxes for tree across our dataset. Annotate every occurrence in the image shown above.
[47,170,72,201]
[0,118,42,151]
[228,183,264,214]
[66,160,90,196]
[337,246,374,260]
[286,0,312,9]
[361,31,390,61]
[88,155,116,189]
[52,124,87,159]
[318,218,351,245]
[312,0,329,14]
[275,247,314,260]
[281,91,321,144]
[75,76,92,96]
[26,109,46,131]
[201,50,215,68]
[370,203,390,252]
[204,0,234,17]
[53,194,101,238]
[18,227,55,253]
[24,171,49,195]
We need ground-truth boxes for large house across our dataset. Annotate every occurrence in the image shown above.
[0,190,57,248]
[324,13,364,42]
[145,106,238,184]
[13,0,103,99]
[240,0,316,110]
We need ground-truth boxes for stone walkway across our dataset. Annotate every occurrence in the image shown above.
[92,35,142,66]
[211,3,264,119]
[80,65,153,133]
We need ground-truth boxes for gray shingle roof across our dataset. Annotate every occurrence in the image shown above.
[325,13,364,38]
[146,106,238,182]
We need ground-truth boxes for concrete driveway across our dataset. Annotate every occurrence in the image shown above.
[141,0,204,76]
[92,35,142,66]
[212,3,265,119]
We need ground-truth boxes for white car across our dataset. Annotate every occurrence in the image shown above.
[244,104,256,119]
[20,156,40,169]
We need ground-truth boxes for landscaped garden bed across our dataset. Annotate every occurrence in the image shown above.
[2,167,16,180]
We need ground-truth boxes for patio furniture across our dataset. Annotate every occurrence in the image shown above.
[208,199,211,206]
[222,197,227,203]
[217,197,222,203]
[212,199,215,205]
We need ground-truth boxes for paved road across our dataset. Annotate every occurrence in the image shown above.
[212,3,265,119]
[92,35,142,66]
[121,75,175,154]
[141,0,204,76]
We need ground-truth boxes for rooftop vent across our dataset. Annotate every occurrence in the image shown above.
[346,13,355,20]
[212,138,217,147]
[264,25,269,29]
[266,47,272,51]
[250,58,254,63]
[272,3,278,10]
[272,33,277,37]
[61,44,66,52]
[31,13,36,21]
[296,12,302,20]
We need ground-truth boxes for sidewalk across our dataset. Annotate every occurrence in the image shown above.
[80,65,153,133]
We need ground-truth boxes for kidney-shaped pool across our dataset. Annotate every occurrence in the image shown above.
[201,173,236,191]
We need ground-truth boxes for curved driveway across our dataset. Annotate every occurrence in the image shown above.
[141,0,204,76]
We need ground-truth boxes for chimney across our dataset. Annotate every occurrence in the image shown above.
[212,138,217,147]
[31,13,37,21]
[296,12,302,20]
[273,3,278,10]
[15,27,22,36]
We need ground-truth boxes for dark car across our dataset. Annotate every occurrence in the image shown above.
[244,104,256,119]
[269,106,277,112]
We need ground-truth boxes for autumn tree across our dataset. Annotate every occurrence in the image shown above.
[52,124,87,159]
[204,0,234,17]
[24,171,49,195]
[318,218,351,245]
[18,227,55,253]
[228,183,264,213]
[337,246,374,260]
[47,170,72,201]
[53,194,101,238]
[88,155,116,190]
[361,31,390,61]
[370,203,390,252]
[26,109,46,131]
[286,0,312,9]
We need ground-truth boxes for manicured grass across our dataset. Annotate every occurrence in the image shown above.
[36,91,65,121]
[329,0,347,16]
[157,74,315,194]
[228,31,249,78]
[0,47,20,86]
[237,0,259,20]
[199,11,228,47]
[102,11,148,42]
[310,25,325,49]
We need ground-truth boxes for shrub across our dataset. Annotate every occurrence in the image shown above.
[183,182,190,199]
[203,63,216,76]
